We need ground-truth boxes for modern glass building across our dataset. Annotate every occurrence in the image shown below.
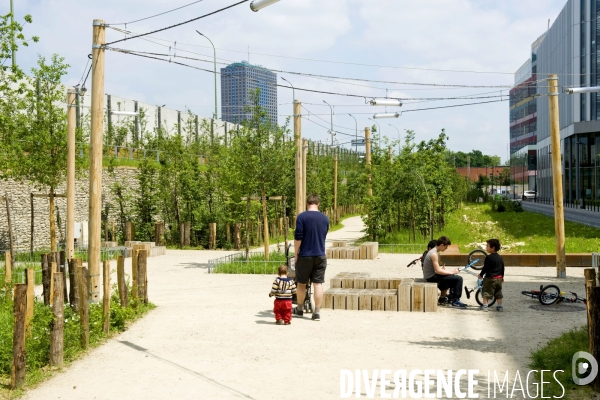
[220,61,278,125]
[513,0,600,205]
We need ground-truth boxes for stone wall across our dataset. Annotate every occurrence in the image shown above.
[0,167,140,251]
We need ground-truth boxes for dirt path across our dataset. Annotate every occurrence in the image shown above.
[23,216,587,399]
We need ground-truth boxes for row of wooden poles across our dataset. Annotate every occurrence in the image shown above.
[9,248,149,390]
[173,205,361,249]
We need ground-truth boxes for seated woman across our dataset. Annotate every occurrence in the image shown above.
[422,236,467,308]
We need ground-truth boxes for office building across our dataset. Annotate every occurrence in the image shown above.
[220,61,278,125]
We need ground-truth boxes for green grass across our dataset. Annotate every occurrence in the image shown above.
[211,251,287,274]
[0,283,155,398]
[529,326,597,399]
[379,203,600,253]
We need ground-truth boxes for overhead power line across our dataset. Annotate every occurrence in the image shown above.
[105,0,249,46]
[111,0,207,25]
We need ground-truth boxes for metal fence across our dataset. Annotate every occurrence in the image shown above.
[208,249,288,274]
[533,197,600,212]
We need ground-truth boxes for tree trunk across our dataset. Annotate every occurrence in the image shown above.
[262,184,270,260]
[245,197,250,260]
[49,187,57,252]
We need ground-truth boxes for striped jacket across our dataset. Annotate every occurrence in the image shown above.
[269,276,297,300]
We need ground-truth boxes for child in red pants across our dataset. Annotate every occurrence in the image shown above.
[269,265,297,325]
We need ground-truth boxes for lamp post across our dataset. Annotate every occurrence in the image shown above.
[348,114,357,154]
[250,0,281,11]
[281,77,295,101]
[388,124,400,155]
[196,31,218,120]
[368,118,381,148]
[323,100,334,146]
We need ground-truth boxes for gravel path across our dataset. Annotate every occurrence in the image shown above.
[23,216,588,399]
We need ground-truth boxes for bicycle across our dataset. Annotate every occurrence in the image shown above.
[462,249,497,306]
[521,284,587,306]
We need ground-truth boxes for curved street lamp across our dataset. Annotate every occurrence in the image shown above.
[281,77,295,101]
[323,100,334,146]
[250,0,281,11]
[348,114,358,153]
[196,31,217,119]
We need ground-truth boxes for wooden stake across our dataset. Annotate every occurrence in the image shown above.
[30,193,34,253]
[234,223,241,250]
[132,248,139,299]
[125,221,133,242]
[585,269,597,358]
[11,284,27,390]
[49,261,56,306]
[365,127,372,196]
[261,186,270,261]
[588,286,600,390]
[67,88,76,260]
[102,260,110,334]
[4,251,11,284]
[334,154,338,225]
[60,250,67,304]
[50,272,64,368]
[88,20,106,302]
[117,255,127,307]
[548,74,566,278]
[185,221,191,247]
[302,139,307,212]
[294,100,303,216]
[26,268,34,333]
[137,250,147,304]
[42,253,50,305]
[49,187,57,252]
[68,259,79,312]
[78,266,89,350]
[180,223,185,249]
[155,222,164,246]
[226,223,231,244]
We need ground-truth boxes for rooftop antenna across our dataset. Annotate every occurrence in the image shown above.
[248,45,250,63]
[547,18,550,32]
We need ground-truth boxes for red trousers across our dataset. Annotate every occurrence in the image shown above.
[273,299,292,323]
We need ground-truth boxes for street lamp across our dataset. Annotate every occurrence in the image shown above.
[348,114,358,154]
[196,31,218,120]
[250,0,280,11]
[323,100,334,146]
[373,112,400,119]
[369,98,403,107]
[566,86,600,94]
[388,124,400,155]
[368,118,381,148]
[281,77,295,101]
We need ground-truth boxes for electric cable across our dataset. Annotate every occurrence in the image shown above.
[110,0,207,25]
[105,0,249,46]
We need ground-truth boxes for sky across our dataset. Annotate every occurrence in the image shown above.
[9,0,567,162]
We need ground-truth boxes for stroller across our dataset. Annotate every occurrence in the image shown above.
[286,244,314,313]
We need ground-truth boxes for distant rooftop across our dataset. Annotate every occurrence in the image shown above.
[223,60,272,72]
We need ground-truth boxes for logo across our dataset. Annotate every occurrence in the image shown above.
[572,351,598,386]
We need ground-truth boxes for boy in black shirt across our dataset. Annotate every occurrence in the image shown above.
[478,238,505,312]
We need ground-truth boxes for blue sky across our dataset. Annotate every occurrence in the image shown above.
[9,0,567,161]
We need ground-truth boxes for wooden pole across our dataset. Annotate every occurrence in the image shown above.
[125,221,133,242]
[137,250,147,304]
[4,251,11,284]
[67,89,76,260]
[30,193,34,253]
[68,259,79,312]
[262,187,270,261]
[585,268,597,356]
[117,255,127,307]
[334,154,338,225]
[294,100,303,216]
[78,266,89,349]
[180,223,185,249]
[88,19,106,304]
[548,74,567,278]
[365,127,372,196]
[234,223,241,250]
[11,284,26,390]
[245,198,250,260]
[25,268,34,334]
[132,248,139,299]
[185,222,191,247]
[588,286,600,390]
[302,139,307,212]
[49,187,57,252]
[50,272,64,368]
[49,261,56,306]
[226,223,231,244]
[42,253,50,305]
[5,194,14,262]
[60,250,67,304]
[283,196,288,250]
[102,260,110,334]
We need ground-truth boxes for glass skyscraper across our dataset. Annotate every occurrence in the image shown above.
[220,61,278,125]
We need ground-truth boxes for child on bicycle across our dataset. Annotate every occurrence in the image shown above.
[269,264,297,325]
[478,238,505,312]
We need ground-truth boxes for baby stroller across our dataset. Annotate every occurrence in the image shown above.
[286,244,313,313]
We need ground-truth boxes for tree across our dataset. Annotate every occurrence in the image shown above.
[9,55,84,251]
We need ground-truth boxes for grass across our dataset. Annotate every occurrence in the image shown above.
[379,203,600,253]
[211,251,288,274]
[529,326,597,399]
[0,283,155,398]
